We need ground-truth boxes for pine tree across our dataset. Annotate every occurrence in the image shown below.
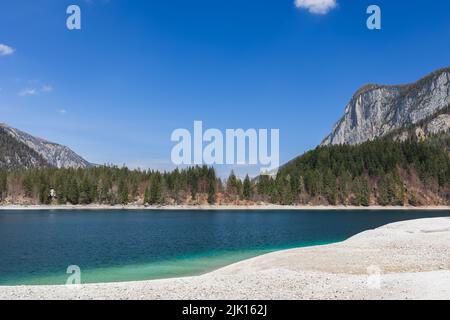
[207,180,216,204]
[353,176,370,206]
[98,177,111,204]
[67,177,79,205]
[377,175,390,206]
[55,174,66,204]
[22,174,33,198]
[243,175,252,200]
[144,186,150,205]
[0,170,7,201]
[323,169,337,205]
[149,173,163,204]
[339,171,352,205]
[79,177,92,204]
[278,176,294,205]
[226,171,239,201]
[118,178,129,204]
[39,183,50,204]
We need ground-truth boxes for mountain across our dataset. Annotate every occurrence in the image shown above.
[0,123,92,169]
[0,126,49,169]
[322,67,450,146]
[270,67,450,206]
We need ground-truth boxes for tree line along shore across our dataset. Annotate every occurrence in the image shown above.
[1,134,450,207]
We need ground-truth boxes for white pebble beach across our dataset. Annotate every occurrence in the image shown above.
[1,217,449,300]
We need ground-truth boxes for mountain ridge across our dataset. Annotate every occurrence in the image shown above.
[0,123,93,169]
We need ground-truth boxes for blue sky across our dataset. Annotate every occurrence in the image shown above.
[1,0,450,177]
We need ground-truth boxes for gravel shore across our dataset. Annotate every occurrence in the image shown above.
[1,217,449,300]
[1,204,450,211]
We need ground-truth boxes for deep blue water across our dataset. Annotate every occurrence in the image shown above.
[1,210,449,285]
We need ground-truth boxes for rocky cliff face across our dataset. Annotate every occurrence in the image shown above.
[321,67,450,146]
[0,123,92,169]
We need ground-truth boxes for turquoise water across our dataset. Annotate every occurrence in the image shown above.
[3,242,331,285]
[1,210,449,285]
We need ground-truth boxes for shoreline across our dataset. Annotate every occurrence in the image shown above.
[1,204,450,211]
[1,217,449,299]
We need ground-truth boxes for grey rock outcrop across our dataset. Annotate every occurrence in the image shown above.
[322,67,450,146]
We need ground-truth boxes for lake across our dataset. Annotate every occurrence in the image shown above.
[1,209,449,285]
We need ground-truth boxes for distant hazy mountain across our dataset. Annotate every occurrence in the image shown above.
[0,123,92,169]
[322,67,450,146]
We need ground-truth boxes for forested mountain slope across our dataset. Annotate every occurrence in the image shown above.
[0,126,50,169]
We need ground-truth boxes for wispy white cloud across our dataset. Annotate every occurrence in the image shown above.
[19,88,39,96]
[18,84,54,96]
[42,85,54,93]
[58,109,67,114]
[0,44,14,56]
[294,0,337,14]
